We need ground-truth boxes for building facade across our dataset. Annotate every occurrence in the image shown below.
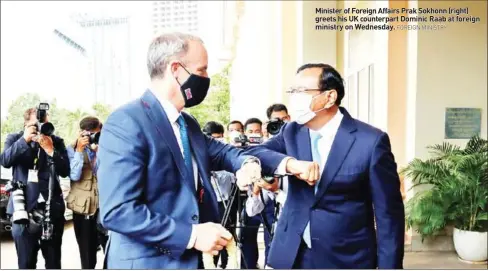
[151,0,199,35]
[74,15,133,108]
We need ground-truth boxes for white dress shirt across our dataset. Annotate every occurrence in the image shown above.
[153,91,199,249]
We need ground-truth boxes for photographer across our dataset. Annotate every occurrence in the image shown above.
[239,118,275,269]
[202,121,238,269]
[0,107,70,269]
[226,120,244,147]
[66,116,107,269]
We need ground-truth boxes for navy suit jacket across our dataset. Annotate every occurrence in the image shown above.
[97,90,286,269]
[245,108,405,269]
[1,132,70,218]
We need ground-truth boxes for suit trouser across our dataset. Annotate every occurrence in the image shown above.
[240,200,275,269]
[12,217,65,269]
[73,210,108,269]
[213,199,238,268]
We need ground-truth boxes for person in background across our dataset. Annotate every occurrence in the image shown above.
[239,118,275,269]
[0,107,70,269]
[227,120,244,147]
[66,116,108,269]
[202,121,238,269]
[266,104,291,122]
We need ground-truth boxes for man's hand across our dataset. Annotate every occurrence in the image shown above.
[286,158,320,186]
[236,160,262,191]
[38,135,54,155]
[255,178,280,192]
[193,222,232,255]
[76,132,90,152]
[23,122,38,143]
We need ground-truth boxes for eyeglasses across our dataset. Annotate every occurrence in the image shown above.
[286,87,322,94]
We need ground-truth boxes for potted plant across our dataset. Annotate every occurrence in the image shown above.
[401,136,487,263]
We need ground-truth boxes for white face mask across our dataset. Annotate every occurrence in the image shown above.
[229,130,243,143]
[291,92,327,125]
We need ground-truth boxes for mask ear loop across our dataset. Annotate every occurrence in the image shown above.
[310,91,330,114]
[174,62,191,86]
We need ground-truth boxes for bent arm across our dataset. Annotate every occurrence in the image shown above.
[369,133,405,269]
[98,111,192,259]
[0,134,30,168]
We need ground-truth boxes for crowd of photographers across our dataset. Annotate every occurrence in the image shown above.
[0,102,290,269]
[1,104,106,269]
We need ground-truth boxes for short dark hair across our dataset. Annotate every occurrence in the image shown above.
[227,120,244,131]
[203,121,224,136]
[79,116,101,131]
[296,63,345,106]
[244,118,262,130]
[266,104,288,120]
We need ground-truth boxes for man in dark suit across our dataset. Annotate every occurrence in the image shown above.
[243,63,405,269]
[96,32,317,269]
[0,107,70,269]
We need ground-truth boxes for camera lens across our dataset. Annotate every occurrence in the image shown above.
[267,119,284,136]
[39,122,55,136]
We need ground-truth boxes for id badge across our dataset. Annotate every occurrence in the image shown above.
[28,169,39,183]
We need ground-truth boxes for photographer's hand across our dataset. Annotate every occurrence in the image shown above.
[76,133,90,152]
[23,121,38,143]
[39,135,54,156]
[256,178,280,192]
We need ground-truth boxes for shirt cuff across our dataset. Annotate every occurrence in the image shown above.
[186,224,197,249]
[47,150,54,157]
[274,157,293,175]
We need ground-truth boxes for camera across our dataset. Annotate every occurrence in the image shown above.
[231,133,263,147]
[82,131,101,145]
[36,103,55,136]
[5,181,28,224]
[266,118,284,136]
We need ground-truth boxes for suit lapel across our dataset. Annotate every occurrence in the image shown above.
[296,126,312,161]
[140,90,187,182]
[314,108,357,205]
[184,113,220,215]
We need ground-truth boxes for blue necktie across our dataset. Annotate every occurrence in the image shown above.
[303,132,322,248]
[177,115,195,191]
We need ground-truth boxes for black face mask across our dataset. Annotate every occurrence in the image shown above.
[176,64,210,108]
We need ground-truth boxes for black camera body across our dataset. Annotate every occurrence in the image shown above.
[36,103,55,136]
[267,118,284,136]
[82,131,101,145]
[232,134,263,147]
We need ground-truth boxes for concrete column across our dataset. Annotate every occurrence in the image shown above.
[229,1,282,122]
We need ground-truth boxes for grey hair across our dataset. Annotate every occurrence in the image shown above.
[147,32,203,79]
